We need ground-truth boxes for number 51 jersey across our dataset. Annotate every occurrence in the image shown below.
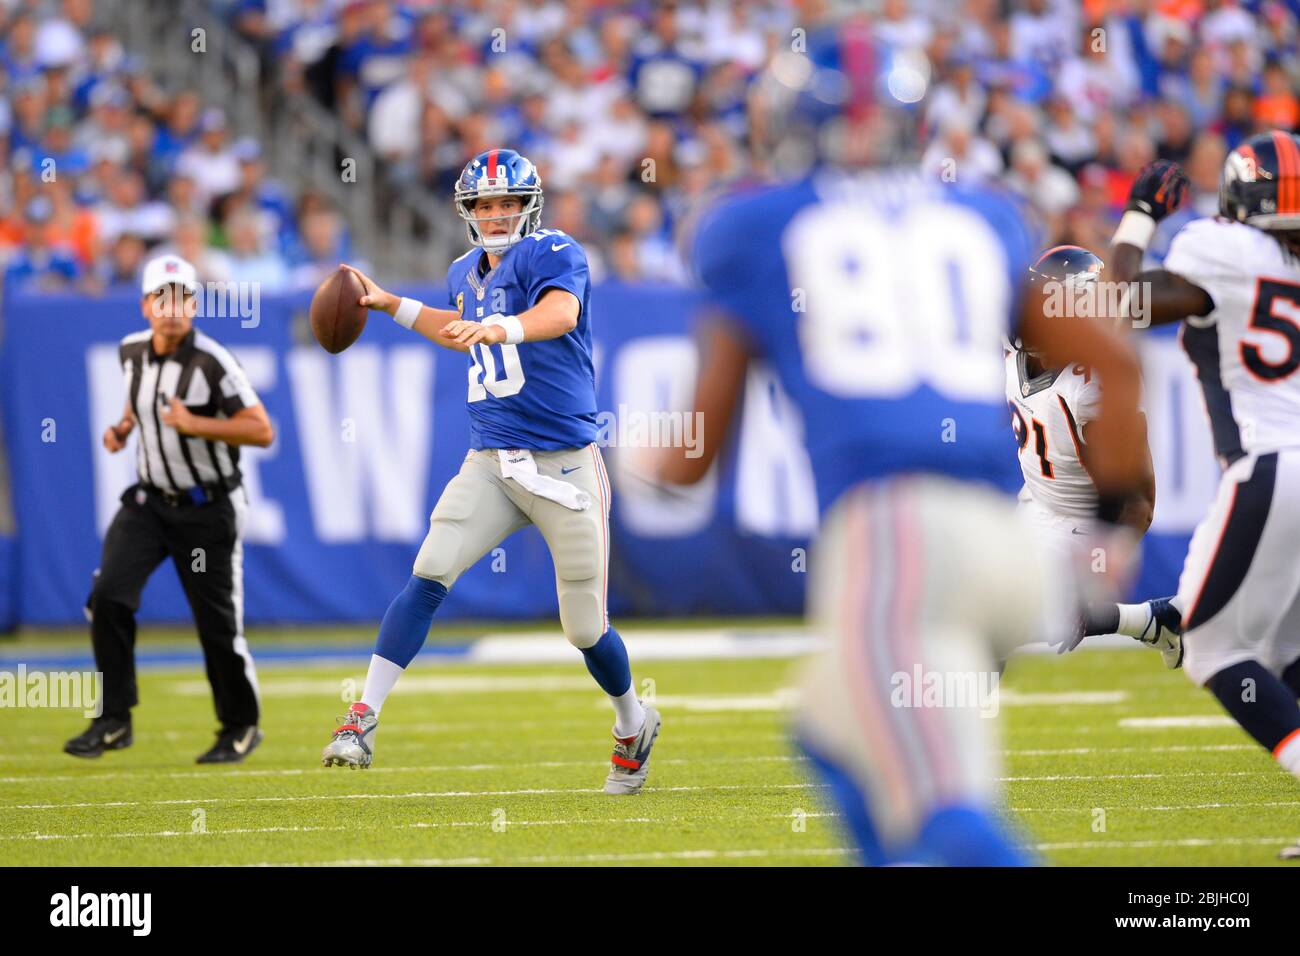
[692,172,1035,513]
[1164,216,1300,469]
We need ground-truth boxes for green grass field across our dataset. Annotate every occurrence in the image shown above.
[3,625,1299,866]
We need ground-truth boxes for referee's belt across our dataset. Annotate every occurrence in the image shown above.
[139,479,240,508]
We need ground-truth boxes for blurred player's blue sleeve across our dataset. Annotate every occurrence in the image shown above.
[691,200,757,331]
[525,240,590,311]
[951,187,1041,339]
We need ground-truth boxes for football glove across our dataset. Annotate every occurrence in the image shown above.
[1125,160,1189,222]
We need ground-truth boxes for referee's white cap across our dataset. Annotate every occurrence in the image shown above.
[141,254,199,296]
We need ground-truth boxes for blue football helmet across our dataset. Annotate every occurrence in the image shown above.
[454,148,544,253]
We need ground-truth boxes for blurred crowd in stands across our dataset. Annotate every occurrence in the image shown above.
[3,0,1300,293]
[0,0,363,295]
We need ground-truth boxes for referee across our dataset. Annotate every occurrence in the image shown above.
[64,254,275,764]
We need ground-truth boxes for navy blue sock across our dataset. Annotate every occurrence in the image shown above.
[580,627,633,697]
[374,575,447,668]
[1206,660,1300,752]
[1283,656,1300,698]
[909,804,1032,867]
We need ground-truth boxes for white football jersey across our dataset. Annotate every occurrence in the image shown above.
[1005,350,1102,519]
[1164,217,1300,466]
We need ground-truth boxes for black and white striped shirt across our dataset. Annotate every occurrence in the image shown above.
[120,328,260,494]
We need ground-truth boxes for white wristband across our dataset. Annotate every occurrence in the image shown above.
[394,296,423,329]
[1112,210,1157,250]
[485,315,525,345]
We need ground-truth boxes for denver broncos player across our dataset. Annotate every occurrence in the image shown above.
[1106,137,1300,854]
[1007,246,1181,667]
[656,18,1148,865]
[320,149,660,794]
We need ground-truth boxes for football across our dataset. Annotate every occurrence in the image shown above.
[309,268,368,354]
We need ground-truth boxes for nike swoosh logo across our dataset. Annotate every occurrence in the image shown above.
[1070,528,1089,535]
[560,466,581,475]
[551,243,571,252]
[232,728,255,755]
[103,728,126,744]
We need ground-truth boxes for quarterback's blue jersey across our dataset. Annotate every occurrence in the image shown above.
[693,171,1035,513]
[446,228,598,450]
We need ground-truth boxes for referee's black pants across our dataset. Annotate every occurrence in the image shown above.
[87,484,260,729]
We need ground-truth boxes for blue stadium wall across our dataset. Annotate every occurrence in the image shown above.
[0,284,1217,627]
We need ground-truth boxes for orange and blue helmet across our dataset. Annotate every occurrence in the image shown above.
[1221,130,1300,231]
[1009,245,1104,355]
[453,148,544,253]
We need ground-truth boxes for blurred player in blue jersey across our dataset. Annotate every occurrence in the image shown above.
[655,18,1148,864]
[320,149,660,794]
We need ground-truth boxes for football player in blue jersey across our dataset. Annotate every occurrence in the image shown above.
[320,149,660,794]
[655,19,1149,864]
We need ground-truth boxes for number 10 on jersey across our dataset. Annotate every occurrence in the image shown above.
[468,340,526,401]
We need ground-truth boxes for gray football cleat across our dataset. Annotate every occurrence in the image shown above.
[604,704,661,795]
[1138,597,1184,669]
[322,702,378,769]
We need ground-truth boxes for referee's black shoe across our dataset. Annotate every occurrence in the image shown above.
[196,725,263,764]
[64,715,133,758]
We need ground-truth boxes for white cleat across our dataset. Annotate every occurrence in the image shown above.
[1137,597,1184,669]
[604,704,661,795]
[321,702,378,769]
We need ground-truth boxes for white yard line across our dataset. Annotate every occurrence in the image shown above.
[607,692,801,712]
[1,825,351,842]
[3,781,820,812]
[168,674,602,698]
[1001,770,1274,783]
[1,811,843,844]
[999,691,1129,706]
[243,847,853,867]
[0,754,804,786]
[1005,744,1254,756]
[597,689,1131,712]
[1013,799,1300,813]
[1119,716,1238,729]
[1036,836,1298,851]
[472,632,821,664]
